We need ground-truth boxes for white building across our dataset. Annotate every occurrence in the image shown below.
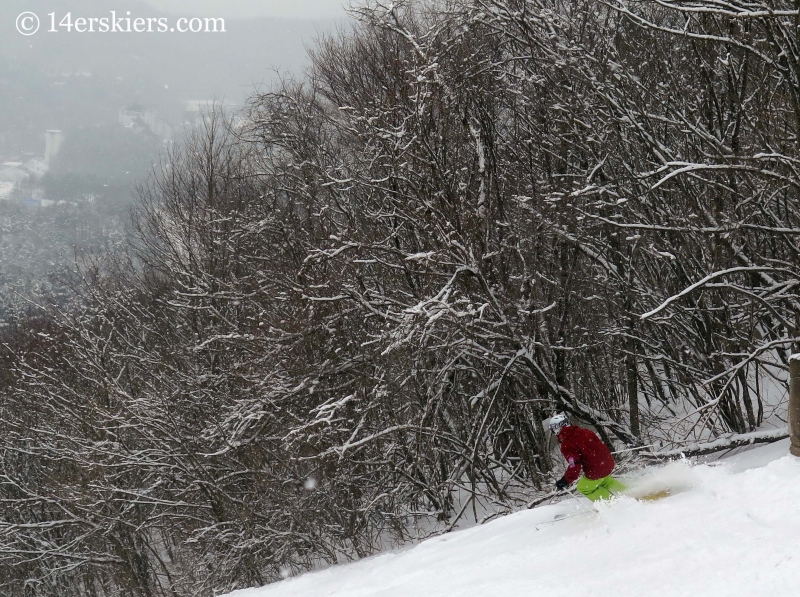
[119,106,174,144]
[0,181,13,201]
[45,130,65,165]
[119,106,157,131]
[0,165,29,185]
[183,100,218,127]
[24,158,48,177]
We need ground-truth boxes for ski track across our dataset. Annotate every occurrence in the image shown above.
[226,440,800,597]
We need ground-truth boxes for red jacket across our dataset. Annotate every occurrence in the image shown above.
[558,426,615,483]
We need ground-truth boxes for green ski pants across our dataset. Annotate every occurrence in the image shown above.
[576,475,626,502]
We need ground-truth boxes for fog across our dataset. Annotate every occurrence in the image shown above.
[1,0,346,317]
[147,0,348,19]
[2,0,345,157]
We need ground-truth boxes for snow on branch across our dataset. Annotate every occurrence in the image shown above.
[646,428,789,459]
[640,267,784,320]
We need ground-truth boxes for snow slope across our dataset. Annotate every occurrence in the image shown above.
[227,440,800,597]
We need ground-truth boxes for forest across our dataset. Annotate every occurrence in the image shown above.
[2,1,800,595]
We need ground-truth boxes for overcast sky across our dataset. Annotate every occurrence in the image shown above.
[143,0,351,19]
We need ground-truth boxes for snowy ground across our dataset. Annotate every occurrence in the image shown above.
[227,440,800,597]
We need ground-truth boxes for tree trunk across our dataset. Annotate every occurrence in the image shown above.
[789,356,800,457]
[626,352,639,438]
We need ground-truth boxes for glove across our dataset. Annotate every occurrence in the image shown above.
[555,478,569,491]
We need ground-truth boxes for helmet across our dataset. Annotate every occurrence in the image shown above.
[548,413,569,434]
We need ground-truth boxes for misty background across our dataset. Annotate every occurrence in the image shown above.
[0,0,346,321]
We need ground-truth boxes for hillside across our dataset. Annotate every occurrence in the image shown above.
[227,441,800,597]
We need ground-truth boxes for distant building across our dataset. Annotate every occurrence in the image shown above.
[0,165,29,185]
[0,181,13,201]
[56,72,93,78]
[119,105,157,131]
[45,130,65,165]
[0,163,30,202]
[24,158,48,177]
[184,100,217,127]
[119,105,174,145]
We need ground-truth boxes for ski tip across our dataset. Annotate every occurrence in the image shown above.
[638,489,672,502]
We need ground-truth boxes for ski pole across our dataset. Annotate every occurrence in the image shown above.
[564,487,595,514]
[526,486,584,510]
[526,488,563,509]
[611,443,660,455]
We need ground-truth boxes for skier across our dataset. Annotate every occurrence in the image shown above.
[550,413,626,501]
